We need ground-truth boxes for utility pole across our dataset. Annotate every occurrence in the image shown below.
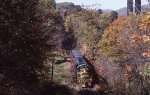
[135,0,141,14]
[127,0,133,15]
[51,60,54,81]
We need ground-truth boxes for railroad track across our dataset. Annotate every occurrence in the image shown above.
[63,36,77,82]
[78,88,100,95]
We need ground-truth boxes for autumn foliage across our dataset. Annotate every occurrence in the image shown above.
[98,13,150,94]
[64,9,114,60]
[0,0,65,95]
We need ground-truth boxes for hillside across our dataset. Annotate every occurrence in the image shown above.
[103,9,113,13]
[117,4,150,16]
[97,14,150,94]
[1,0,150,95]
[56,2,81,16]
[101,4,150,16]
[63,4,150,95]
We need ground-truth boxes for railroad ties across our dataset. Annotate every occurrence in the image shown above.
[63,36,77,82]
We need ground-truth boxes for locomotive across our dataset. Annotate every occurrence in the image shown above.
[70,50,93,88]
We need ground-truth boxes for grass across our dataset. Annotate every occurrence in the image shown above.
[53,62,73,86]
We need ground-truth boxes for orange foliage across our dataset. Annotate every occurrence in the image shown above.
[99,14,150,62]
[139,12,150,29]
[142,50,150,58]
[106,16,130,33]
[97,12,150,95]
[131,35,150,43]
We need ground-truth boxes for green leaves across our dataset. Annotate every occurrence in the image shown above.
[141,62,150,78]
[64,10,112,59]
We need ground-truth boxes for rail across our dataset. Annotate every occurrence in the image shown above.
[63,36,77,82]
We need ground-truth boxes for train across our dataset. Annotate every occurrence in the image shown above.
[70,50,93,88]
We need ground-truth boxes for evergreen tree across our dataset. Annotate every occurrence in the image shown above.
[97,9,103,14]
[110,11,118,21]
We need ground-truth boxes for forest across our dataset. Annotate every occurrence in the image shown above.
[0,0,150,95]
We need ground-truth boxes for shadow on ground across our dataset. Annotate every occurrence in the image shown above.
[40,82,73,95]
[77,89,108,95]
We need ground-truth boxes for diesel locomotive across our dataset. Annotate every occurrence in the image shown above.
[70,50,93,88]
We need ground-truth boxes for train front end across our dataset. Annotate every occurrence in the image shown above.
[70,50,93,88]
[77,64,92,88]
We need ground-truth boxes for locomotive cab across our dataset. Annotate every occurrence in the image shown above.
[77,64,92,88]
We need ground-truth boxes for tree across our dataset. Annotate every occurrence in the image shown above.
[110,11,118,21]
[97,9,103,14]
[39,0,56,9]
[99,14,150,94]
[0,0,63,94]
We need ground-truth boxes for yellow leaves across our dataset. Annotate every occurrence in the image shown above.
[142,35,150,42]
[131,35,141,43]
[129,12,150,59]
[104,16,131,35]
[100,14,150,63]
[131,35,150,43]
[139,12,150,29]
